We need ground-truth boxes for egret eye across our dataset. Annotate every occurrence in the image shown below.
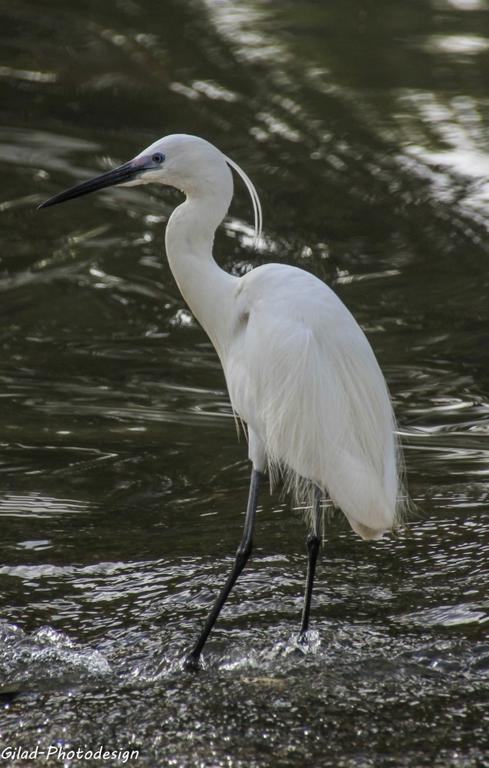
[152,152,164,164]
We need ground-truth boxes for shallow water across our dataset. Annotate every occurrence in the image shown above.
[0,0,488,766]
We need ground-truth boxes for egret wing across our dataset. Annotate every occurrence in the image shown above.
[225,264,404,538]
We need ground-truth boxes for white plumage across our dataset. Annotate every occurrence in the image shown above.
[155,135,405,539]
[39,132,407,662]
[226,263,402,539]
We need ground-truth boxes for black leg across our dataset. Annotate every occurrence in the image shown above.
[299,487,322,640]
[184,469,262,669]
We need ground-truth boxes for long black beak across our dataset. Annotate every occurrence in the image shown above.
[38,158,148,209]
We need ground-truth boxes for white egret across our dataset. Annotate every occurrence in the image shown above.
[39,134,407,668]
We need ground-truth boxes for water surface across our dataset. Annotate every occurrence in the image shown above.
[0,1,488,766]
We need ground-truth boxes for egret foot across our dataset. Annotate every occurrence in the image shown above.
[182,652,202,672]
[292,638,309,657]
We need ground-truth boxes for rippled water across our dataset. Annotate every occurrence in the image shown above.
[0,1,488,766]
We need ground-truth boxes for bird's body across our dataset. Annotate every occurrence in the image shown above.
[40,133,407,665]
[225,262,399,539]
[162,139,401,540]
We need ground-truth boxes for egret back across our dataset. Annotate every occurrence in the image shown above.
[226,264,406,539]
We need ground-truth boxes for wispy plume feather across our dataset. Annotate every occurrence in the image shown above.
[225,155,263,248]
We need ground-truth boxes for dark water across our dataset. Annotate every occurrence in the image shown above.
[1,0,488,765]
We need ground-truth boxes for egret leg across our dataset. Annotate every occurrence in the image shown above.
[184,469,262,669]
[299,487,322,640]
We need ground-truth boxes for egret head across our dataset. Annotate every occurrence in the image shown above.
[38,134,262,240]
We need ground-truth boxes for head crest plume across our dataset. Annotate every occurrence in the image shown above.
[224,155,262,248]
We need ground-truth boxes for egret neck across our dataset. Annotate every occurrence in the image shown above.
[164,175,237,356]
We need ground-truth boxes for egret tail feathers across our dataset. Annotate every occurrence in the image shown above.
[256,321,407,539]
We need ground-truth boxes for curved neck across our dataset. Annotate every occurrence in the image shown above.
[164,179,237,353]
